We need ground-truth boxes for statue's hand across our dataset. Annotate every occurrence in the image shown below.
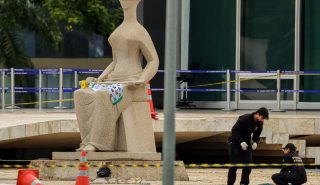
[86,77,98,83]
[79,77,98,88]
[126,80,145,88]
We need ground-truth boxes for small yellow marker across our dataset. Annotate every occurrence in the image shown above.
[80,80,88,89]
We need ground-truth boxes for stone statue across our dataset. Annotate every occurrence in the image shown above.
[74,0,159,152]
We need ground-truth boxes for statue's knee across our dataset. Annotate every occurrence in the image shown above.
[74,89,96,105]
[95,90,110,100]
[74,90,82,98]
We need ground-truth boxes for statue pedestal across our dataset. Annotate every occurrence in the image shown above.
[52,152,161,161]
[31,152,189,181]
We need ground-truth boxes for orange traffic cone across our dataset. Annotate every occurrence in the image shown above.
[80,150,87,162]
[75,150,90,185]
[146,82,158,120]
[17,169,42,185]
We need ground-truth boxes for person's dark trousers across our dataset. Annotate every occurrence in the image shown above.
[227,142,252,185]
[272,172,307,185]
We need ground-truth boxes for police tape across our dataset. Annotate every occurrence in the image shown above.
[3,71,320,107]
[0,163,319,169]
[4,98,74,106]
[6,88,320,106]
[6,87,320,94]
[188,74,279,88]
[5,68,320,74]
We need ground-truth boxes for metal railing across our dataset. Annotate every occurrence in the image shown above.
[1,68,320,111]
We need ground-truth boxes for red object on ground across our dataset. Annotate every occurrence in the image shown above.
[80,150,87,162]
[147,82,158,120]
[75,165,90,185]
[16,169,42,185]
[75,151,90,185]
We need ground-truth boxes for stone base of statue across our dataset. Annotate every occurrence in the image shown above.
[52,152,162,161]
[31,153,189,181]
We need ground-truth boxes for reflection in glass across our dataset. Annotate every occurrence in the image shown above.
[24,30,111,58]
[240,0,295,102]
[301,0,320,102]
[188,0,236,101]
[241,0,295,71]
[240,79,293,100]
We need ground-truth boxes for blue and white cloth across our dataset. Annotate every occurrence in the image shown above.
[89,83,124,105]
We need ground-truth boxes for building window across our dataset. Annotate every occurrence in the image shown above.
[241,0,295,71]
[300,0,320,102]
[188,0,236,101]
[240,0,295,101]
[25,30,112,58]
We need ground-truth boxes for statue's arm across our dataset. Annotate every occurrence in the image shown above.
[97,49,116,81]
[138,31,159,83]
[97,61,115,81]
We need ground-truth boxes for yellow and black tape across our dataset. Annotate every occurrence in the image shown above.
[0,163,318,169]
[5,72,320,107]
[189,74,279,88]
[185,163,318,168]
[0,74,283,107]
[4,98,74,106]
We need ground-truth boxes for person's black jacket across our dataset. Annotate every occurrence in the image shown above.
[228,113,263,145]
[281,152,307,181]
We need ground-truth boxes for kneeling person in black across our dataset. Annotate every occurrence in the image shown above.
[272,143,307,185]
[227,107,269,185]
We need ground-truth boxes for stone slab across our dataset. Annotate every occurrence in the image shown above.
[52,152,161,161]
[1,110,320,164]
[31,160,189,181]
[306,147,320,164]
[272,133,289,146]
[278,118,315,135]
[315,118,320,134]
[289,139,306,158]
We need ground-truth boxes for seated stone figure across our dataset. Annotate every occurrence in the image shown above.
[74,0,159,152]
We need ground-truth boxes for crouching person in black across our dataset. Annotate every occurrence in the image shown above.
[272,143,307,185]
[227,107,269,185]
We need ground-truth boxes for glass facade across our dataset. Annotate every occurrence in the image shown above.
[12,0,320,108]
[25,30,112,58]
[240,0,295,102]
[188,0,236,101]
[240,79,293,100]
[301,0,320,102]
[241,0,295,71]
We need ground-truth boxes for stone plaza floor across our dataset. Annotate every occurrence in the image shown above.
[0,168,319,184]
[0,109,320,184]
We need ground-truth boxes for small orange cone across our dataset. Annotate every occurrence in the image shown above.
[75,150,90,185]
[147,82,158,120]
[80,150,87,162]
[17,169,42,185]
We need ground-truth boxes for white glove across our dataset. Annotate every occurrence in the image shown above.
[240,142,248,150]
[252,142,258,150]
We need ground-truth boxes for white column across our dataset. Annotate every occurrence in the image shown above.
[294,0,301,110]
[235,0,242,110]
[6,68,19,109]
[180,0,190,70]
[54,68,67,109]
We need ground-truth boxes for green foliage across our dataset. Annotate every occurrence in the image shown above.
[0,0,59,66]
[43,0,123,35]
[0,0,122,61]
[0,0,122,107]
